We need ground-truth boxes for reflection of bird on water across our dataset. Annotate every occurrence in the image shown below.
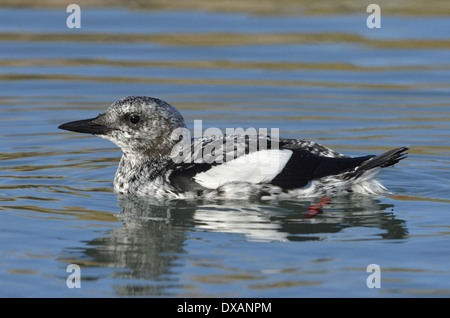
[59,96,408,199]
[58,195,407,296]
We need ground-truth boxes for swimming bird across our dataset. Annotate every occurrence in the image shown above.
[58,96,408,200]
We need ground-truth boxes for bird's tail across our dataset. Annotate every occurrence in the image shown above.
[345,147,408,180]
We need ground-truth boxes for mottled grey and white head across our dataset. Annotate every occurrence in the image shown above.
[59,96,186,161]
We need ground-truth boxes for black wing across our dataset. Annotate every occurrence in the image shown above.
[270,148,374,189]
[168,134,407,192]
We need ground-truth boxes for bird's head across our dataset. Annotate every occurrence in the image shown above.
[59,96,187,160]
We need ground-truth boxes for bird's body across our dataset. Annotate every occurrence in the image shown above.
[59,96,408,200]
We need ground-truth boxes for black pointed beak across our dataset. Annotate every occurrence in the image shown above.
[58,117,112,135]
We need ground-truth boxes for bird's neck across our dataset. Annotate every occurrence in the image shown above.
[113,152,172,194]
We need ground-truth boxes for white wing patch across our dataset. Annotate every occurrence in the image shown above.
[193,149,293,189]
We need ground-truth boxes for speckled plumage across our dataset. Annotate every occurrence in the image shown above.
[59,96,408,200]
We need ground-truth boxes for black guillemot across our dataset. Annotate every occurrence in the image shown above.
[58,96,408,200]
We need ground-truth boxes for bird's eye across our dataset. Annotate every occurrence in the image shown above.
[129,114,140,124]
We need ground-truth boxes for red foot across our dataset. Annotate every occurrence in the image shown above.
[305,197,331,219]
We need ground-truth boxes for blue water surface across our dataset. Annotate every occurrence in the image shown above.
[0,7,449,298]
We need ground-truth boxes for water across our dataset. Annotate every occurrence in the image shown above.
[0,6,449,298]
